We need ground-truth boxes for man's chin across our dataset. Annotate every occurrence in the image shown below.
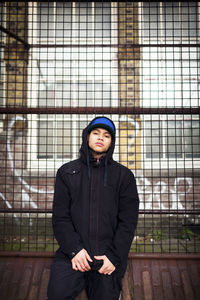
[93,150,105,155]
[90,148,105,156]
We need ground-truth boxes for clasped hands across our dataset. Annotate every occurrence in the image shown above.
[71,249,115,275]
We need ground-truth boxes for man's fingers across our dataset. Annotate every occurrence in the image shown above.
[76,262,85,272]
[98,265,107,274]
[72,262,78,271]
[80,257,91,270]
[94,255,105,260]
[108,270,114,275]
[86,252,93,262]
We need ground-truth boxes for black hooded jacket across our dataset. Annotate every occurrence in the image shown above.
[52,118,139,277]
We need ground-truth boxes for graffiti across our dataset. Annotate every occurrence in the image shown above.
[136,176,196,210]
[1,116,53,214]
[0,116,199,218]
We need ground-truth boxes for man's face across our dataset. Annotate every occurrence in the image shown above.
[88,128,112,155]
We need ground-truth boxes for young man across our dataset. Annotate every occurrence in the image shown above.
[47,116,139,300]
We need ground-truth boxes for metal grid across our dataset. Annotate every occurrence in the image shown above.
[0,1,199,254]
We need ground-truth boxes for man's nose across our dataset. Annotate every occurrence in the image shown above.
[98,135,103,140]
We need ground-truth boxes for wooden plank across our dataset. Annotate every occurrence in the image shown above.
[151,260,164,300]
[17,260,33,300]
[177,260,195,300]
[160,259,175,300]
[0,261,14,300]
[139,259,153,300]
[27,259,44,300]
[142,271,153,300]
[0,259,6,283]
[6,258,23,300]
[168,259,185,300]
[38,263,51,300]
[121,260,134,300]
[188,260,200,300]
[131,259,144,300]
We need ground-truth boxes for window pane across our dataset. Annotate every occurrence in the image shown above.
[56,121,71,159]
[37,2,54,39]
[95,83,111,107]
[56,2,72,38]
[95,3,111,38]
[56,83,71,107]
[78,82,93,106]
[181,2,198,38]
[38,121,54,159]
[145,121,163,158]
[75,3,92,38]
[163,2,179,38]
[143,2,160,38]
[166,121,182,158]
[185,121,200,158]
[38,83,55,107]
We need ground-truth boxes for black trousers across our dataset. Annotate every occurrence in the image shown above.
[47,258,122,300]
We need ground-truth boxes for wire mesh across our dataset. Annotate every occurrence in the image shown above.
[0,1,199,254]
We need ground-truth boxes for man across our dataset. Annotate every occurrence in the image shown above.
[47,116,139,300]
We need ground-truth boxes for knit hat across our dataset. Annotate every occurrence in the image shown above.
[88,117,115,138]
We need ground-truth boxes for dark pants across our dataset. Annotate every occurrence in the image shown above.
[47,258,122,300]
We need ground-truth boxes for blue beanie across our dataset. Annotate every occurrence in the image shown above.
[88,117,115,138]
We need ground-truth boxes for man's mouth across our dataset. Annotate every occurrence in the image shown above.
[96,143,104,147]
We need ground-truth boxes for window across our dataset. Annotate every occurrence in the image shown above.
[145,117,200,159]
[140,2,200,168]
[28,2,118,170]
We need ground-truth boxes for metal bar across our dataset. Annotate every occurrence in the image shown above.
[28,43,200,48]
[1,209,199,215]
[1,43,199,49]
[0,251,199,260]
[0,107,199,115]
[128,253,200,260]
[0,25,30,49]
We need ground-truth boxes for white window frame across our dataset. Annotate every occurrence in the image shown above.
[27,2,118,171]
[139,1,200,169]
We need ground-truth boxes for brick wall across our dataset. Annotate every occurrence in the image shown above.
[118,2,142,169]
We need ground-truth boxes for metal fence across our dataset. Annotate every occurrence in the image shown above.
[0,1,200,254]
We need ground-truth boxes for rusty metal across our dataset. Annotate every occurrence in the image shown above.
[30,43,200,48]
[0,251,199,260]
[0,209,200,215]
[0,107,199,115]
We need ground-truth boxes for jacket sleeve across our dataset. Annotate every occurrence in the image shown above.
[105,171,139,268]
[52,168,83,259]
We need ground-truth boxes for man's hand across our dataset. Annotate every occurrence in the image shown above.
[94,255,116,275]
[71,249,93,272]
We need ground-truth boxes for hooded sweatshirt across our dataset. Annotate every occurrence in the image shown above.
[52,118,139,277]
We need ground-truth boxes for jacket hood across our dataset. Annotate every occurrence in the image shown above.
[79,117,116,186]
[79,117,116,165]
